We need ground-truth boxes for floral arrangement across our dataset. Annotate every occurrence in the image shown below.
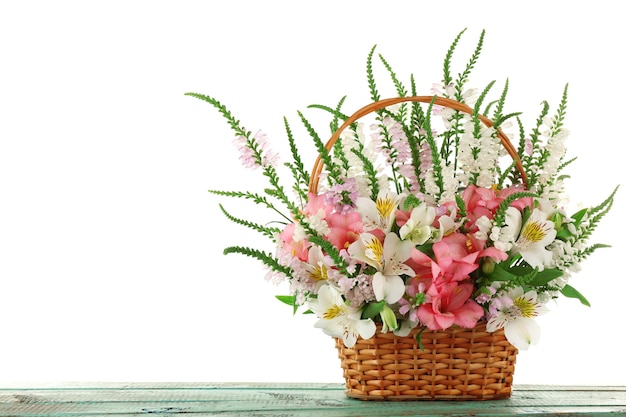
[187,29,617,351]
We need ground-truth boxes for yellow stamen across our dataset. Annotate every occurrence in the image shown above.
[514,296,537,318]
[365,238,384,265]
[310,265,328,282]
[323,304,345,319]
[376,196,396,219]
[522,221,547,243]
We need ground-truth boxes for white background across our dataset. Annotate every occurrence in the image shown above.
[1,1,624,385]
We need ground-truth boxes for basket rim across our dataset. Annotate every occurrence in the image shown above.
[308,95,528,194]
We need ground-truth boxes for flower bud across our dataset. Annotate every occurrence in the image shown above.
[552,212,563,231]
[380,304,398,332]
[482,258,495,275]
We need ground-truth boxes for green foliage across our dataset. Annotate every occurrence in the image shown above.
[573,185,619,246]
[453,29,485,101]
[218,204,281,241]
[362,300,386,319]
[378,52,408,121]
[492,191,538,227]
[306,104,350,122]
[523,101,550,189]
[208,189,292,223]
[184,93,247,137]
[223,246,293,278]
[443,28,467,86]
[551,84,569,136]
[455,194,467,217]
[307,235,351,276]
[423,98,445,200]
[283,116,309,202]
[560,284,591,307]
[352,148,380,200]
[403,194,423,211]
[298,110,339,187]
[276,295,299,315]
[367,45,381,103]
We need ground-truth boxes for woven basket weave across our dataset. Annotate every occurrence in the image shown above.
[335,323,517,400]
[310,96,524,401]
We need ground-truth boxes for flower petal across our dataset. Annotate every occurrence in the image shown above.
[385,274,406,304]
[504,317,541,350]
[357,318,377,340]
[371,272,386,301]
[453,300,484,328]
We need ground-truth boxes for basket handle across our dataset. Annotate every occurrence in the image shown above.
[308,96,528,194]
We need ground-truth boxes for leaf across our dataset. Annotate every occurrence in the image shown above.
[487,262,520,281]
[276,295,296,305]
[560,284,591,307]
[527,268,564,287]
[415,327,426,351]
[570,207,588,225]
[276,295,299,315]
[362,301,386,319]
[487,262,540,286]
[556,227,574,240]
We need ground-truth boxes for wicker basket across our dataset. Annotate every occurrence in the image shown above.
[310,96,524,401]
[335,323,517,400]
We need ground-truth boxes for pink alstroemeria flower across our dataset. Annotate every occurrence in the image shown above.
[431,233,481,282]
[326,211,363,251]
[467,233,508,262]
[462,185,499,229]
[279,223,310,262]
[417,281,484,330]
[498,186,534,211]
[462,184,534,231]
[305,192,334,217]
[405,249,434,288]
[279,193,334,263]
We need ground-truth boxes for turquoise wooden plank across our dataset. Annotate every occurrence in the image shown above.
[0,384,624,416]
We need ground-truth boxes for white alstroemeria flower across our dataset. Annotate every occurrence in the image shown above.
[348,232,414,304]
[487,288,548,350]
[303,245,331,286]
[308,285,376,348]
[399,204,436,245]
[356,190,400,233]
[436,205,460,239]
[509,208,557,271]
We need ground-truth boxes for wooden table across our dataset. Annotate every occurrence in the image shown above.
[0,383,625,416]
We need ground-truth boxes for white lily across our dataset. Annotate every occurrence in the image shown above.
[399,203,436,245]
[308,285,376,348]
[356,190,400,233]
[348,232,414,304]
[509,208,557,271]
[486,288,548,350]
